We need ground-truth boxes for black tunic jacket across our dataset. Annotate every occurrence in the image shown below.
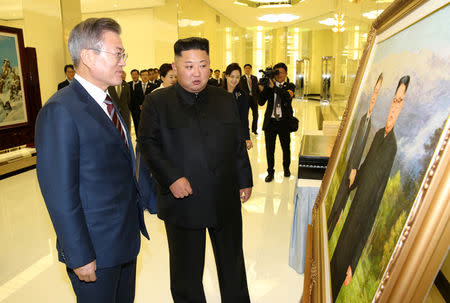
[138,83,253,228]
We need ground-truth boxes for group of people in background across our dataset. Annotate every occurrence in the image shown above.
[57,55,296,184]
[42,17,296,303]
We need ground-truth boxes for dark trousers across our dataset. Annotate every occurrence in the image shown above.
[164,214,250,303]
[67,259,137,303]
[248,100,258,133]
[131,109,141,136]
[264,119,291,174]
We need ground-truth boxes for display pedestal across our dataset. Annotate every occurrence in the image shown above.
[0,147,36,178]
[289,179,322,274]
[298,135,335,179]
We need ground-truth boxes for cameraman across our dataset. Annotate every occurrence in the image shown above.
[259,62,295,182]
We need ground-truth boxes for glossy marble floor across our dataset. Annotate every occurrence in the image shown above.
[0,99,331,303]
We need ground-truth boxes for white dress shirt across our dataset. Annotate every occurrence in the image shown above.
[74,74,127,134]
[271,81,285,118]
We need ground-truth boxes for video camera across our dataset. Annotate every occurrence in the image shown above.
[258,67,279,87]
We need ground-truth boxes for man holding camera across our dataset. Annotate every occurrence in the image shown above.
[259,62,296,182]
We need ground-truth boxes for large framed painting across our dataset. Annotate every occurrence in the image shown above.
[0,25,42,150]
[304,0,450,302]
[0,27,27,128]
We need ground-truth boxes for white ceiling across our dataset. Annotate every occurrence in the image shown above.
[0,0,165,20]
[0,0,393,29]
[204,0,394,29]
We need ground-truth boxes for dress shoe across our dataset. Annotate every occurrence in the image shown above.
[265,174,274,182]
[284,169,291,177]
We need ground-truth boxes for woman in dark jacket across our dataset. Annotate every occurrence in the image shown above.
[223,63,253,150]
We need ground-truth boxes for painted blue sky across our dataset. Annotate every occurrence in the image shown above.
[373,4,450,64]
[0,35,19,67]
[349,4,450,180]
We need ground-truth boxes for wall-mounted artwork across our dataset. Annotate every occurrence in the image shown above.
[0,29,27,128]
[0,25,42,150]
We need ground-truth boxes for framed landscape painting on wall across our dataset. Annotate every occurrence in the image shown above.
[0,27,27,129]
[304,0,450,302]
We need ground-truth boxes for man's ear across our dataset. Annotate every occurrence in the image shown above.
[80,49,95,69]
[171,62,177,75]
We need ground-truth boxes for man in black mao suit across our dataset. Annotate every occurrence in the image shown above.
[240,63,260,134]
[139,37,253,303]
[35,18,148,302]
[57,64,75,90]
[259,62,296,182]
[108,71,132,130]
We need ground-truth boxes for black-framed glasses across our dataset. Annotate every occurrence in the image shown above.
[88,48,128,62]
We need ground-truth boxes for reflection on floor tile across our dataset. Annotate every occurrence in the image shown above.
[0,100,324,302]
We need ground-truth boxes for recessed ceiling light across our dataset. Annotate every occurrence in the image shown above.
[178,19,204,27]
[113,3,118,8]
[319,18,337,26]
[258,14,299,23]
[363,10,384,19]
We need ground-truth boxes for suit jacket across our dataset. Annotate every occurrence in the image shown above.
[232,86,250,140]
[331,128,396,300]
[35,79,148,270]
[108,81,131,131]
[327,113,372,238]
[128,80,142,113]
[208,77,223,87]
[259,82,296,131]
[57,79,70,90]
[138,83,253,228]
[239,74,259,106]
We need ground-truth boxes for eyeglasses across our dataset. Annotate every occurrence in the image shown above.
[88,48,128,63]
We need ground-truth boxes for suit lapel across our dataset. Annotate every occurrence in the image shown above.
[72,80,132,163]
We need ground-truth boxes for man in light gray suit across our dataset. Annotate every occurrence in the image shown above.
[108,71,131,130]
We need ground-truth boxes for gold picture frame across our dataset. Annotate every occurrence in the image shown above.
[303,0,450,302]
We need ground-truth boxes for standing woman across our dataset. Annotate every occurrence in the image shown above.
[152,63,177,92]
[224,63,253,150]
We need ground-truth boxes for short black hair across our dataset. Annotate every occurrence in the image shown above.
[225,63,241,76]
[273,62,287,72]
[396,75,410,93]
[244,64,252,69]
[130,69,139,74]
[174,37,209,56]
[159,63,173,78]
[140,69,148,75]
[64,64,74,73]
[214,69,220,73]
[148,68,154,72]
[209,68,213,72]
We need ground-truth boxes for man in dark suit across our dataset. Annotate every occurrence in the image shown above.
[330,76,409,301]
[57,64,75,90]
[259,62,296,182]
[108,71,132,130]
[327,73,383,239]
[208,69,223,87]
[240,63,260,134]
[128,69,141,135]
[129,69,156,135]
[35,18,148,302]
[140,69,158,95]
[139,37,253,303]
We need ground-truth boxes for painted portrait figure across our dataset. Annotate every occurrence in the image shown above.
[327,73,383,239]
[330,75,410,301]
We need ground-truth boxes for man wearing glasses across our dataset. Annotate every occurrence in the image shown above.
[35,18,148,302]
